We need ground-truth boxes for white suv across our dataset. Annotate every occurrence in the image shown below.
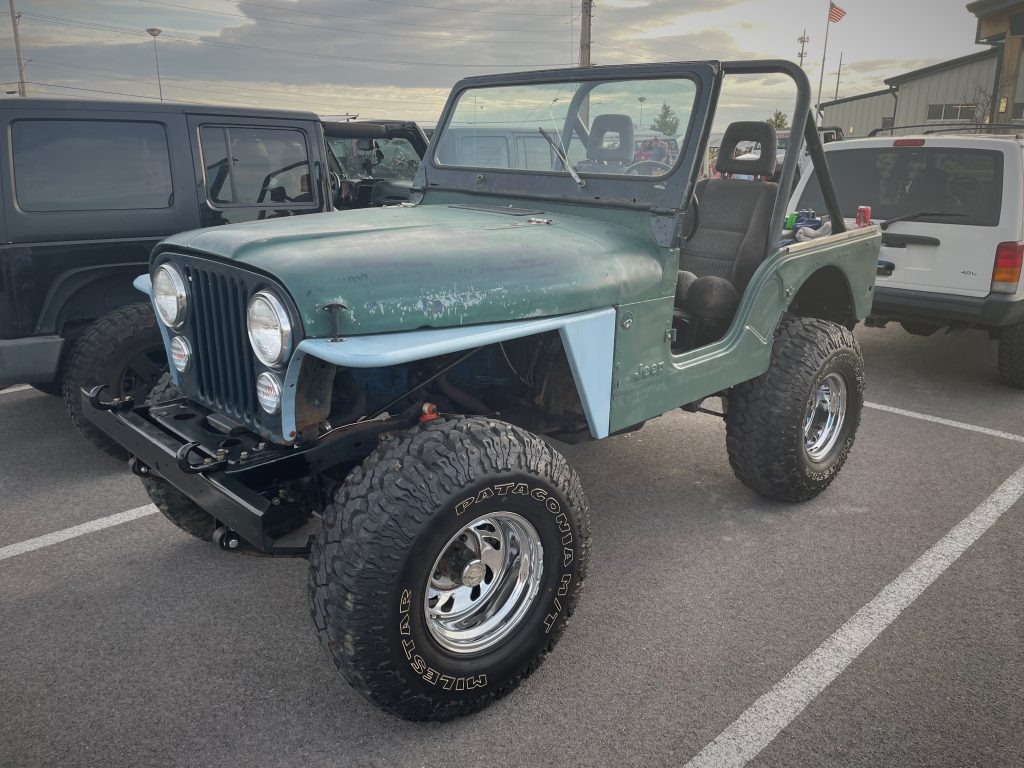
[790,134,1024,387]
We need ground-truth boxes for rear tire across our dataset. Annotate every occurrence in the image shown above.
[726,317,865,501]
[308,416,591,721]
[140,374,218,542]
[997,322,1024,389]
[62,303,166,458]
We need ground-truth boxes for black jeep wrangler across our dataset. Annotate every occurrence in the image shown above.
[0,98,425,455]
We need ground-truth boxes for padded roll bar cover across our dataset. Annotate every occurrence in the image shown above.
[715,121,777,177]
[587,114,635,163]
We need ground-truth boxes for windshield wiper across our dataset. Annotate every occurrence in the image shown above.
[538,127,585,188]
[880,210,967,230]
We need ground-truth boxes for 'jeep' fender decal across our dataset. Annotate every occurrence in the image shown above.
[284,307,616,439]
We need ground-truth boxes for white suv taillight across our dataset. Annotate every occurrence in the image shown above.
[991,242,1023,294]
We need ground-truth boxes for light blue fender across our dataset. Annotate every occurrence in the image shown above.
[133,274,152,296]
[281,307,617,440]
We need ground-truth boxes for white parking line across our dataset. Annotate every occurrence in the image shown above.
[0,505,157,562]
[0,384,32,396]
[684,462,1024,768]
[865,401,1024,443]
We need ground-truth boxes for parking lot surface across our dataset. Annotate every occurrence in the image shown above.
[2,323,1022,768]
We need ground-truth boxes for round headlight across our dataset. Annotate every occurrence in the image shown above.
[170,336,192,373]
[247,291,292,368]
[256,371,282,415]
[153,264,187,329]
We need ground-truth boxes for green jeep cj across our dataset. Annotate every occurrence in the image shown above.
[84,61,880,721]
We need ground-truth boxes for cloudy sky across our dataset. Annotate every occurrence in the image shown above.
[0,0,983,126]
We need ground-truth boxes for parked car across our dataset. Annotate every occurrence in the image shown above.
[0,99,425,456]
[729,125,844,181]
[322,120,427,208]
[791,133,1024,387]
[83,60,879,721]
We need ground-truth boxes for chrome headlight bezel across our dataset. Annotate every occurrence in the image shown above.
[247,290,293,368]
[153,264,188,329]
[169,335,192,373]
[256,371,283,415]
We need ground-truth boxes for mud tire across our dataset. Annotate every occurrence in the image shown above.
[997,322,1024,389]
[62,303,166,458]
[140,374,217,541]
[308,416,591,721]
[726,317,865,502]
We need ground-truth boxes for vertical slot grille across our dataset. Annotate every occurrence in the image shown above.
[182,260,258,426]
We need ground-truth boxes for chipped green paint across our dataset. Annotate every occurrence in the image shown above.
[154,195,672,338]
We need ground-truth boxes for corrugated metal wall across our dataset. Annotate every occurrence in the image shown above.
[821,93,895,137]
[894,54,999,127]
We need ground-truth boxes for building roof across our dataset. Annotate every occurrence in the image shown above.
[966,0,1023,17]
[820,88,892,109]
[884,49,998,86]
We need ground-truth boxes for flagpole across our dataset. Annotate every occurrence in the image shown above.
[834,52,843,102]
[815,4,832,126]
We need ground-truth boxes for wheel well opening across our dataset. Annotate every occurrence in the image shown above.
[788,266,856,329]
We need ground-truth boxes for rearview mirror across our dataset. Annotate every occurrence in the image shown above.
[356,138,376,152]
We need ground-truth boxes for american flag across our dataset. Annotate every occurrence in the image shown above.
[828,2,847,22]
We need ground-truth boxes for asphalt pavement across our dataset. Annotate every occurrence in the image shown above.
[1,323,1022,768]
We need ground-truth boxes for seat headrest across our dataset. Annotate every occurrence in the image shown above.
[587,114,635,163]
[716,121,777,177]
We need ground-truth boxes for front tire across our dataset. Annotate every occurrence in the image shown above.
[726,317,865,501]
[997,322,1024,389]
[62,303,166,458]
[308,416,591,721]
[140,374,218,541]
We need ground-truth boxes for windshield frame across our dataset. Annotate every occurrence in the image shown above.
[417,62,718,213]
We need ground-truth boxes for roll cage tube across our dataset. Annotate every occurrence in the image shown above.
[717,61,846,256]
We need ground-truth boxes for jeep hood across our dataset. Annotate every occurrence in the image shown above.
[157,204,666,337]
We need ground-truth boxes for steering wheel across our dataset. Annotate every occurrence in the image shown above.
[624,160,672,176]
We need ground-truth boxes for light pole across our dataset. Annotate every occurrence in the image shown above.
[638,96,647,128]
[146,27,163,102]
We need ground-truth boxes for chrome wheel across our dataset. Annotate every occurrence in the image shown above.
[803,372,848,462]
[424,512,544,655]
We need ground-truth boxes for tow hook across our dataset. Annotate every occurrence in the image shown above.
[175,441,229,474]
[212,526,242,551]
[85,384,135,412]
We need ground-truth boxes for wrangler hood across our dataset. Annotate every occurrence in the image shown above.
[156,203,666,337]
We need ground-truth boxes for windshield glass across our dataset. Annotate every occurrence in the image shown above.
[796,146,1003,226]
[434,76,697,177]
[326,136,421,182]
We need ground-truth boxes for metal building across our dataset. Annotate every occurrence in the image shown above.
[818,89,894,138]
[820,50,1000,136]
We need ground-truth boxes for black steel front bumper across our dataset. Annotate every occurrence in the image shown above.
[869,286,1024,329]
[81,388,411,552]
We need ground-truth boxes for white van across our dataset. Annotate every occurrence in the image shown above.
[790,134,1024,387]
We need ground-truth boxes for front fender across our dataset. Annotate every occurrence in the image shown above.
[281,308,618,440]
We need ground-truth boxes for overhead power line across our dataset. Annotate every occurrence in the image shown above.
[19,11,574,68]
[229,0,570,34]
[20,80,193,102]
[357,0,568,17]
[26,59,445,108]
[134,0,570,45]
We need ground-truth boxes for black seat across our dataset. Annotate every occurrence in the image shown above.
[675,121,779,340]
[577,114,634,173]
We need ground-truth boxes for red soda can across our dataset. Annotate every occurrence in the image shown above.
[856,205,872,227]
